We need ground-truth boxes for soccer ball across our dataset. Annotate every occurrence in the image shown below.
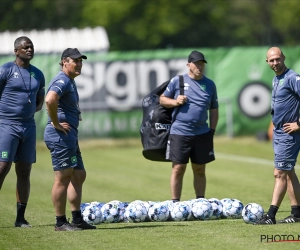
[242,203,264,224]
[82,204,102,225]
[125,201,148,223]
[170,201,192,221]
[223,199,244,219]
[220,198,233,218]
[186,199,196,208]
[191,198,213,220]
[119,202,129,222]
[101,200,122,223]
[208,198,223,219]
[161,200,176,220]
[148,202,169,221]
[162,200,175,210]
[220,198,232,208]
[90,201,105,210]
[80,202,91,212]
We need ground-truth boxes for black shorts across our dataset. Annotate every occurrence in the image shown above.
[166,132,215,164]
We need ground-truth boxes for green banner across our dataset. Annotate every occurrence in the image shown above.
[2,46,300,138]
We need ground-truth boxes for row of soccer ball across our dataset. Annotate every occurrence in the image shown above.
[80,198,264,225]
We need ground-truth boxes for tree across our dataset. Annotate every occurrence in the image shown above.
[271,0,300,45]
[0,0,83,31]
[0,0,299,51]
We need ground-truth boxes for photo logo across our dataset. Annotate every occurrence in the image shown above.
[261,234,300,243]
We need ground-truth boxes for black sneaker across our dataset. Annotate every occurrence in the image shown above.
[277,214,300,224]
[15,219,32,228]
[254,214,276,225]
[70,220,96,230]
[55,222,82,231]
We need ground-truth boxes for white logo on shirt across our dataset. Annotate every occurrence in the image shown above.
[296,76,300,81]
[13,72,19,78]
[184,83,189,91]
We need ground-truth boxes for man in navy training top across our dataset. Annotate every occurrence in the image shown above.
[256,47,300,225]
[44,48,96,231]
[160,50,219,202]
[0,36,45,227]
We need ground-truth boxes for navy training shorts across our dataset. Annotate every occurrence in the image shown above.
[44,139,84,171]
[273,136,300,170]
[0,123,36,164]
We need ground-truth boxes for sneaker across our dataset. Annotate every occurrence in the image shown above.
[70,220,96,230]
[55,222,82,231]
[254,214,276,225]
[15,220,32,228]
[277,214,300,224]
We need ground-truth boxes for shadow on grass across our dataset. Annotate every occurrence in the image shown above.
[0,224,55,229]
[102,223,190,230]
[0,223,189,229]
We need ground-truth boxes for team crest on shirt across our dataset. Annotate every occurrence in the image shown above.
[200,84,206,90]
[13,72,19,78]
[30,72,35,78]
[279,79,284,86]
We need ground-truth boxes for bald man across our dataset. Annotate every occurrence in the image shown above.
[255,47,300,225]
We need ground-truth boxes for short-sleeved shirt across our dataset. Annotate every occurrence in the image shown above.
[271,68,300,140]
[163,73,218,136]
[44,71,81,142]
[0,62,45,125]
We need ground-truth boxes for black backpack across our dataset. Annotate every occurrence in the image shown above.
[140,75,184,161]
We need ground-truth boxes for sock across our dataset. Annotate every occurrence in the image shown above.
[196,196,204,199]
[267,205,279,219]
[291,206,300,218]
[16,202,27,221]
[172,199,180,203]
[56,215,67,227]
[71,210,83,224]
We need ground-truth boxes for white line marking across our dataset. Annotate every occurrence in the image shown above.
[217,153,300,169]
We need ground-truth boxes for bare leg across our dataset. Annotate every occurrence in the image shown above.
[170,163,186,200]
[286,169,300,206]
[191,163,206,198]
[52,168,73,216]
[67,169,95,229]
[15,162,31,203]
[271,168,287,207]
[0,161,12,190]
[67,169,86,211]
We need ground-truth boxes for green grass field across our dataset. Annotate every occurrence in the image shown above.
[1,137,300,250]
